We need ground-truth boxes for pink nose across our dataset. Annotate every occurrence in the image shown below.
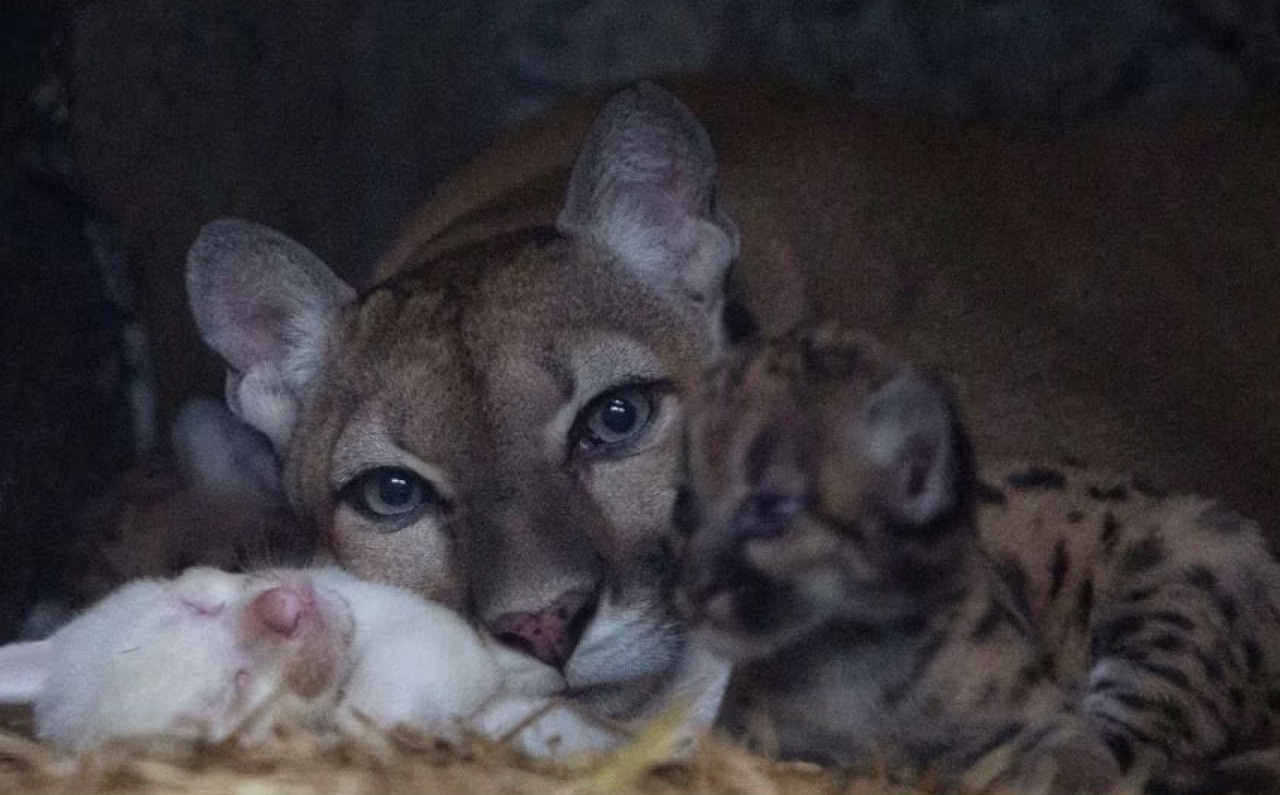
[250,582,317,638]
[490,589,597,669]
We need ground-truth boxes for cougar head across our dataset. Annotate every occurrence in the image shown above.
[185,84,740,716]
[676,324,976,662]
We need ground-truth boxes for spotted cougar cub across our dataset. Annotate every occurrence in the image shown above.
[678,323,1280,792]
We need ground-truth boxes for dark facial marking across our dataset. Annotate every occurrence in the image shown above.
[1076,578,1095,629]
[1006,467,1066,490]
[992,555,1032,624]
[1048,538,1070,601]
[1100,512,1121,554]
[1067,510,1085,523]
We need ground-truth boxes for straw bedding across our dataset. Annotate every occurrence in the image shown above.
[0,704,1147,795]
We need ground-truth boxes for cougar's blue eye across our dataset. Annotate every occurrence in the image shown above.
[573,384,659,453]
[341,467,439,523]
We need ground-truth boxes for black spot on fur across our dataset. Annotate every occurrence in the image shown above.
[1267,689,1280,711]
[1113,691,1150,711]
[1151,633,1185,653]
[970,599,1006,641]
[1067,510,1084,523]
[1101,730,1136,771]
[1076,578,1095,629]
[1244,638,1264,680]
[974,481,1007,505]
[722,299,759,345]
[1158,701,1194,742]
[1093,614,1145,658]
[1006,467,1066,489]
[1119,534,1166,574]
[1185,565,1217,591]
[1217,593,1240,627]
[1101,512,1121,554]
[1137,660,1194,691]
[1200,652,1225,683]
[1048,538,1070,601]
[1150,611,1195,631]
[1088,484,1130,502]
[1124,586,1158,603]
[992,555,1032,623]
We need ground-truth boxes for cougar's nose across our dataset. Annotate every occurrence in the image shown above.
[490,589,598,669]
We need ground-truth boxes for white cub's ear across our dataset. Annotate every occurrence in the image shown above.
[557,82,740,306]
[170,397,285,506]
[0,639,52,704]
[185,219,356,450]
[855,370,959,526]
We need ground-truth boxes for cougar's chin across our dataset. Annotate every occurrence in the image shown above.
[561,593,683,718]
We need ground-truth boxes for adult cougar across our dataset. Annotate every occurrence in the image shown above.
[185,81,1280,719]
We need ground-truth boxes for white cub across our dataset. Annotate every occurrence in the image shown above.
[0,565,618,754]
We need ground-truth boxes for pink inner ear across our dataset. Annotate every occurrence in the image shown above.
[0,640,53,703]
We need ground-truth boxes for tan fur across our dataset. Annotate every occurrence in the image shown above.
[678,324,1280,792]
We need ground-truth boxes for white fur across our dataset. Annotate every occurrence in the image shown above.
[0,567,625,753]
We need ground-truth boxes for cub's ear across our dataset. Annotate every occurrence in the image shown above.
[557,82,740,307]
[0,639,52,704]
[854,370,961,526]
[185,219,355,449]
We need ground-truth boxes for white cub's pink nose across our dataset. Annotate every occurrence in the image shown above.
[250,581,319,638]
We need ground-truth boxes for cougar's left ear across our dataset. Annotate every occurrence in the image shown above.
[854,370,961,526]
[557,82,740,308]
[185,219,356,450]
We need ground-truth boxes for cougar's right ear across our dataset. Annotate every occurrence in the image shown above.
[557,82,740,309]
[185,219,355,450]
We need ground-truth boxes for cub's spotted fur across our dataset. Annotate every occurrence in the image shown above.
[678,323,1280,792]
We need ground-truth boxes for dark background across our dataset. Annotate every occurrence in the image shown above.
[3,0,1279,640]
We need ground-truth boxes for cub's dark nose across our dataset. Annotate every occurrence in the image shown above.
[490,589,598,669]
